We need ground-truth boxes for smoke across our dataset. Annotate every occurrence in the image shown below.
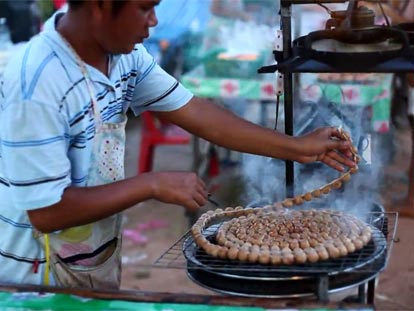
[239,85,388,221]
[240,155,285,207]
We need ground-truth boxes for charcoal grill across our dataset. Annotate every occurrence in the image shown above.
[154,210,397,302]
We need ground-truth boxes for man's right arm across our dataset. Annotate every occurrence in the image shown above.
[28,171,207,233]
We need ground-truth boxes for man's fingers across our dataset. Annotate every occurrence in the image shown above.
[319,149,357,172]
[183,199,201,212]
[320,155,345,172]
[194,192,207,207]
[328,150,356,168]
[197,178,207,190]
[327,137,352,151]
[183,188,208,211]
[196,182,207,197]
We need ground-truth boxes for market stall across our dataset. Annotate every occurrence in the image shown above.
[180,4,394,176]
[181,70,392,132]
[179,15,279,178]
[299,73,392,133]
[181,68,276,101]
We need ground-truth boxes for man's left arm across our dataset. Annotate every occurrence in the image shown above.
[155,96,355,171]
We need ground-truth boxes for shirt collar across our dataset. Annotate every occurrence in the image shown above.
[42,12,121,86]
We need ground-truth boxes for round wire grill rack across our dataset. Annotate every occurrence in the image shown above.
[154,211,397,273]
[152,211,397,298]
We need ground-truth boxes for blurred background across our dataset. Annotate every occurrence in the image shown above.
[0,1,413,309]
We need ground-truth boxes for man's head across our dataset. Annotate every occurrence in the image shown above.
[66,0,160,54]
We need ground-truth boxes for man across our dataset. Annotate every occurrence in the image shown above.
[0,0,355,288]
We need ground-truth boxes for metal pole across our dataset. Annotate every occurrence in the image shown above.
[281,2,294,197]
[357,284,366,303]
[367,278,376,304]
[317,275,330,303]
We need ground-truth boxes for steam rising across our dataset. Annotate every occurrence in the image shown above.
[239,90,386,221]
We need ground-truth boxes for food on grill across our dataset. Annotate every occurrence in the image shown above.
[190,128,366,265]
[191,208,372,265]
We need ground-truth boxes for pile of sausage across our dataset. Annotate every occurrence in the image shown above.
[191,208,372,265]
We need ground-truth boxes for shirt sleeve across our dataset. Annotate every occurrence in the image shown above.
[0,98,71,211]
[128,45,193,116]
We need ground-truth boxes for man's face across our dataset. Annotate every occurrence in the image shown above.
[95,0,160,54]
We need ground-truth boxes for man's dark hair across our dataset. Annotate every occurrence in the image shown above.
[67,0,128,16]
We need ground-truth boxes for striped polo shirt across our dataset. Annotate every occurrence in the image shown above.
[0,17,193,284]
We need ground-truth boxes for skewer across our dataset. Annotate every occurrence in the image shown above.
[207,193,220,207]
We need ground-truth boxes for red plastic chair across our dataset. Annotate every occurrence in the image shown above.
[138,111,191,173]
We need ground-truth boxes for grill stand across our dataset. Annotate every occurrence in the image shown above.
[257,0,409,302]
[367,278,376,304]
[155,208,397,305]
[316,274,378,303]
[317,275,329,302]
[186,265,383,302]
[345,278,376,304]
[182,221,388,303]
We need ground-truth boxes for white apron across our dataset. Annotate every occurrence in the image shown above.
[34,35,127,289]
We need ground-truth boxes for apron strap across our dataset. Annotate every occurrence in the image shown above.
[43,234,51,286]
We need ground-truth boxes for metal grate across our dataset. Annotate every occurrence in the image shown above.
[153,211,398,275]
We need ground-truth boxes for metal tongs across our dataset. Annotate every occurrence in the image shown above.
[207,193,220,207]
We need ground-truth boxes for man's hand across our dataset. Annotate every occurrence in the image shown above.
[148,171,208,211]
[294,127,357,172]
